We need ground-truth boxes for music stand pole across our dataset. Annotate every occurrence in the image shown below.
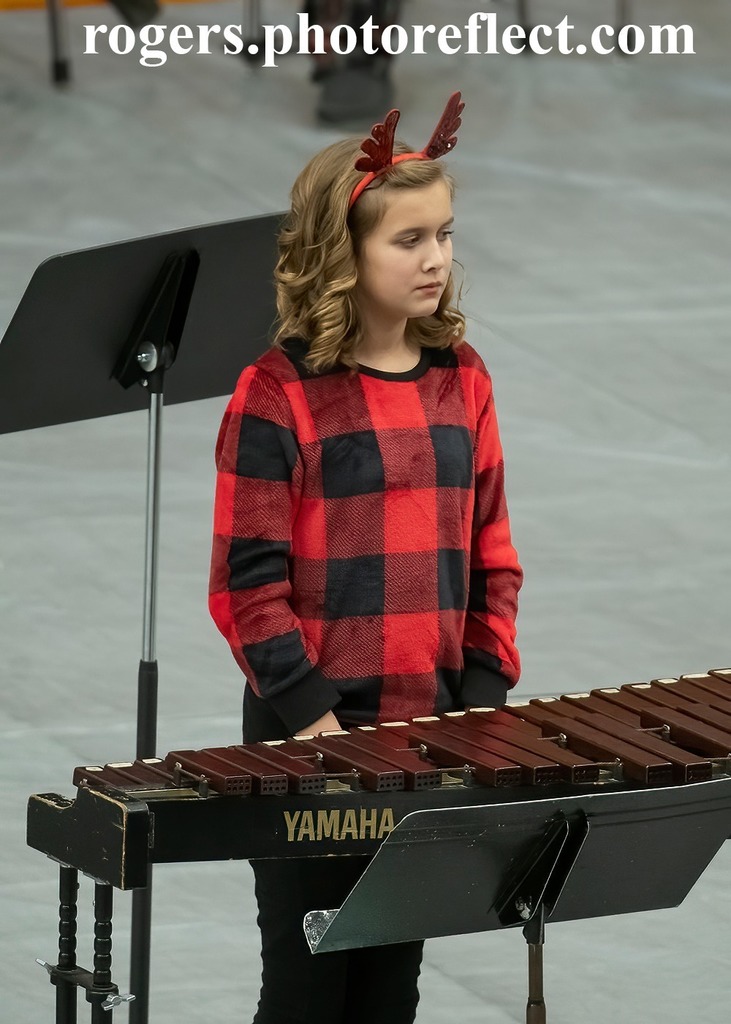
[129,388,163,1024]
[110,252,199,1024]
[524,904,546,1024]
[138,389,163,757]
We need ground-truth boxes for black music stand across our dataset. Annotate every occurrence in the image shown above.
[1,213,281,1024]
[303,782,731,1023]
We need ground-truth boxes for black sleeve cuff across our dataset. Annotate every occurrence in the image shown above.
[459,664,510,709]
[265,666,341,734]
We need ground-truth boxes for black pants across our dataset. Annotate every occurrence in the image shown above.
[244,691,423,1024]
[250,857,423,1024]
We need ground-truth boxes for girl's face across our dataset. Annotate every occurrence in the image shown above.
[354,179,454,335]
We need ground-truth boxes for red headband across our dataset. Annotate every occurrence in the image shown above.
[348,91,464,210]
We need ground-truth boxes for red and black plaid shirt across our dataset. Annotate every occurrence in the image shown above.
[209,338,522,733]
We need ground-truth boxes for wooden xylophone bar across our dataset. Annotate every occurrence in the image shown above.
[69,670,731,801]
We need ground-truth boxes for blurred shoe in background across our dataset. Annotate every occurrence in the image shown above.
[316,58,394,123]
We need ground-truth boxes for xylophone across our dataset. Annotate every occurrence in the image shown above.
[27,669,731,1023]
[28,668,731,883]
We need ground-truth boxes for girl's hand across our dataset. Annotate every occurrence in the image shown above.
[295,710,341,737]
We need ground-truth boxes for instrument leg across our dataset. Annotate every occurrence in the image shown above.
[88,883,115,1024]
[523,905,547,1024]
[129,873,152,1024]
[242,0,266,62]
[45,0,72,84]
[56,866,79,1024]
[615,0,638,54]
[513,1,535,55]
[245,0,262,39]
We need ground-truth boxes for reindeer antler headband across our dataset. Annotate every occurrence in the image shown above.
[348,91,465,210]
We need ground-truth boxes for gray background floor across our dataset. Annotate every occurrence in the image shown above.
[1,0,730,1020]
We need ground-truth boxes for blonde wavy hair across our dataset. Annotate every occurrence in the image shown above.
[273,137,466,374]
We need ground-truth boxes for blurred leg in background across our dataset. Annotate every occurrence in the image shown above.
[107,0,160,28]
[305,0,401,123]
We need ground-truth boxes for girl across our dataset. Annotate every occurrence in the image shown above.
[209,92,523,1024]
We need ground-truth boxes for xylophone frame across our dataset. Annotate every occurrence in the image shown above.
[39,773,731,1024]
[36,867,133,1024]
[31,667,731,1023]
[39,808,577,1024]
